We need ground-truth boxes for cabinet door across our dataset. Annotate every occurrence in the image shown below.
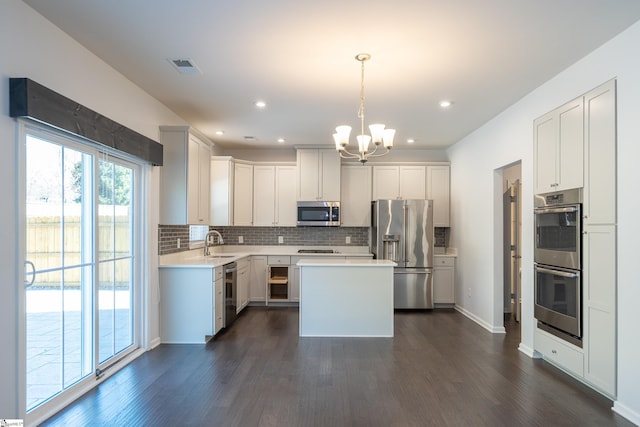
[533,112,557,194]
[253,166,276,226]
[372,166,400,199]
[187,137,200,224]
[583,80,616,225]
[399,166,426,199]
[214,268,224,334]
[197,138,211,224]
[341,166,372,226]
[290,265,300,302]
[583,224,616,396]
[556,98,584,191]
[426,165,450,227]
[210,157,233,226]
[433,266,454,304]
[297,149,320,200]
[234,163,253,225]
[275,166,298,225]
[319,149,341,201]
[250,256,267,302]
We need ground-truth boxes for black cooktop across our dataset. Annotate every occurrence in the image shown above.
[297,249,335,254]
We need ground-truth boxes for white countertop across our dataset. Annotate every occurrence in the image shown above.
[159,245,373,268]
[297,259,396,267]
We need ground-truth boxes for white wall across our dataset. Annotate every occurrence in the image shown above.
[0,0,186,417]
[447,20,640,423]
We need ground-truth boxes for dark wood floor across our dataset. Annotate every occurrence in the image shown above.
[42,308,631,427]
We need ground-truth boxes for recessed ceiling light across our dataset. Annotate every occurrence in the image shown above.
[215,130,224,136]
[407,139,415,144]
[255,100,267,108]
[439,100,453,108]
[277,138,285,143]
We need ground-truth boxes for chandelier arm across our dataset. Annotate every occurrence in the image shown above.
[338,148,361,159]
[364,147,392,158]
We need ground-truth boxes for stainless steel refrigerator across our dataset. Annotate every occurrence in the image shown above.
[371,199,434,309]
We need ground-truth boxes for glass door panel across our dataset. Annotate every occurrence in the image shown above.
[98,159,135,364]
[25,135,94,411]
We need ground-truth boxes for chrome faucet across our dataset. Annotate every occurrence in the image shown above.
[204,230,224,256]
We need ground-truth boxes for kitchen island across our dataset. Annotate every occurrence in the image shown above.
[297,258,396,337]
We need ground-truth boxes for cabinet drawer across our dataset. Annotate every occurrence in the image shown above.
[535,328,584,377]
[434,256,455,267]
[268,255,291,265]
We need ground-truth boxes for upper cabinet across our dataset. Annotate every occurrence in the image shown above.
[297,149,341,201]
[233,162,253,226]
[210,156,234,226]
[253,165,297,226]
[159,126,211,225]
[372,165,426,200]
[534,98,584,194]
[341,165,372,227]
[426,165,450,227]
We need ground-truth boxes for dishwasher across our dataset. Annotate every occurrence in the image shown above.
[223,262,238,327]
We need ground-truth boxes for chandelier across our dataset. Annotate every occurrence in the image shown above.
[333,53,395,164]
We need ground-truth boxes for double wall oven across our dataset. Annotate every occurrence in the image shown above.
[534,188,583,347]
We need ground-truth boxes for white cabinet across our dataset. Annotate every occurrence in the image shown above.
[233,162,253,226]
[297,149,341,201]
[535,328,584,378]
[159,266,221,343]
[372,165,426,200]
[214,267,224,334]
[237,257,250,313]
[250,256,267,303]
[433,256,455,305]
[533,98,584,193]
[159,126,212,225]
[210,156,234,226]
[426,165,450,227]
[267,256,291,303]
[253,165,297,226]
[340,165,372,226]
[582,224,616,395]
[581,79,616,397]
[583,80,616,226]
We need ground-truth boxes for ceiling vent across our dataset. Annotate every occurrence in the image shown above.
[168,58,201,74]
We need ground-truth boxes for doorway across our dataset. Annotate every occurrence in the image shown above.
[502,163,522,335]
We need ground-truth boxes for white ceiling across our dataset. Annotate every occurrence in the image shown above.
[23,0,640,150]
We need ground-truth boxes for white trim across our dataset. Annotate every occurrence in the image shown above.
[518,343,536,358]
[455,304,507,334]
[613,401,640,426]
[18,120,151,423]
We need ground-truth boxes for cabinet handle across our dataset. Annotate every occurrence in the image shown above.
[552,349,557,354]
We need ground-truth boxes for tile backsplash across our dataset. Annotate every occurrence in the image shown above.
[158,225,369,255]
[159,225,448,255]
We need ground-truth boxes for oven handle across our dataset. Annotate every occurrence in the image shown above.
[535,266,579,278]
[534,206,579,214]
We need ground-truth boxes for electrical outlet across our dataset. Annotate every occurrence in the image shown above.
[346,236,351,244]
[238,236,244,244]
[176,238,181,249]
[278,236,284,244]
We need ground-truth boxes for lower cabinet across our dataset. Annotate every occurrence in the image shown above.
[267,256,291,303]
[535,328,584,378]
[214,267,224,334]
[433,256,455,305]
[237,257,250,313]
[159,266,223,343]
[250,256,267,303]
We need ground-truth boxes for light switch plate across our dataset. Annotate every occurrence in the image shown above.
[278,236,284,244]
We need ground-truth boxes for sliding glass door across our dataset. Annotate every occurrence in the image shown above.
[23,127,140,415]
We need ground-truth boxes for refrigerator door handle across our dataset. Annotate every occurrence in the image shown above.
[402,203,408,265]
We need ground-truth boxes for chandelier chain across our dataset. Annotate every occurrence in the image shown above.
[358,58,366,137]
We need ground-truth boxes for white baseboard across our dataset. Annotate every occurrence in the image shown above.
[518,342,536,358]
[455,305,506,334]
[613,401,640,426]
[149,336,162,349]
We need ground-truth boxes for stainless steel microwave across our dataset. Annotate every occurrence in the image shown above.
[297,201,340,226]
